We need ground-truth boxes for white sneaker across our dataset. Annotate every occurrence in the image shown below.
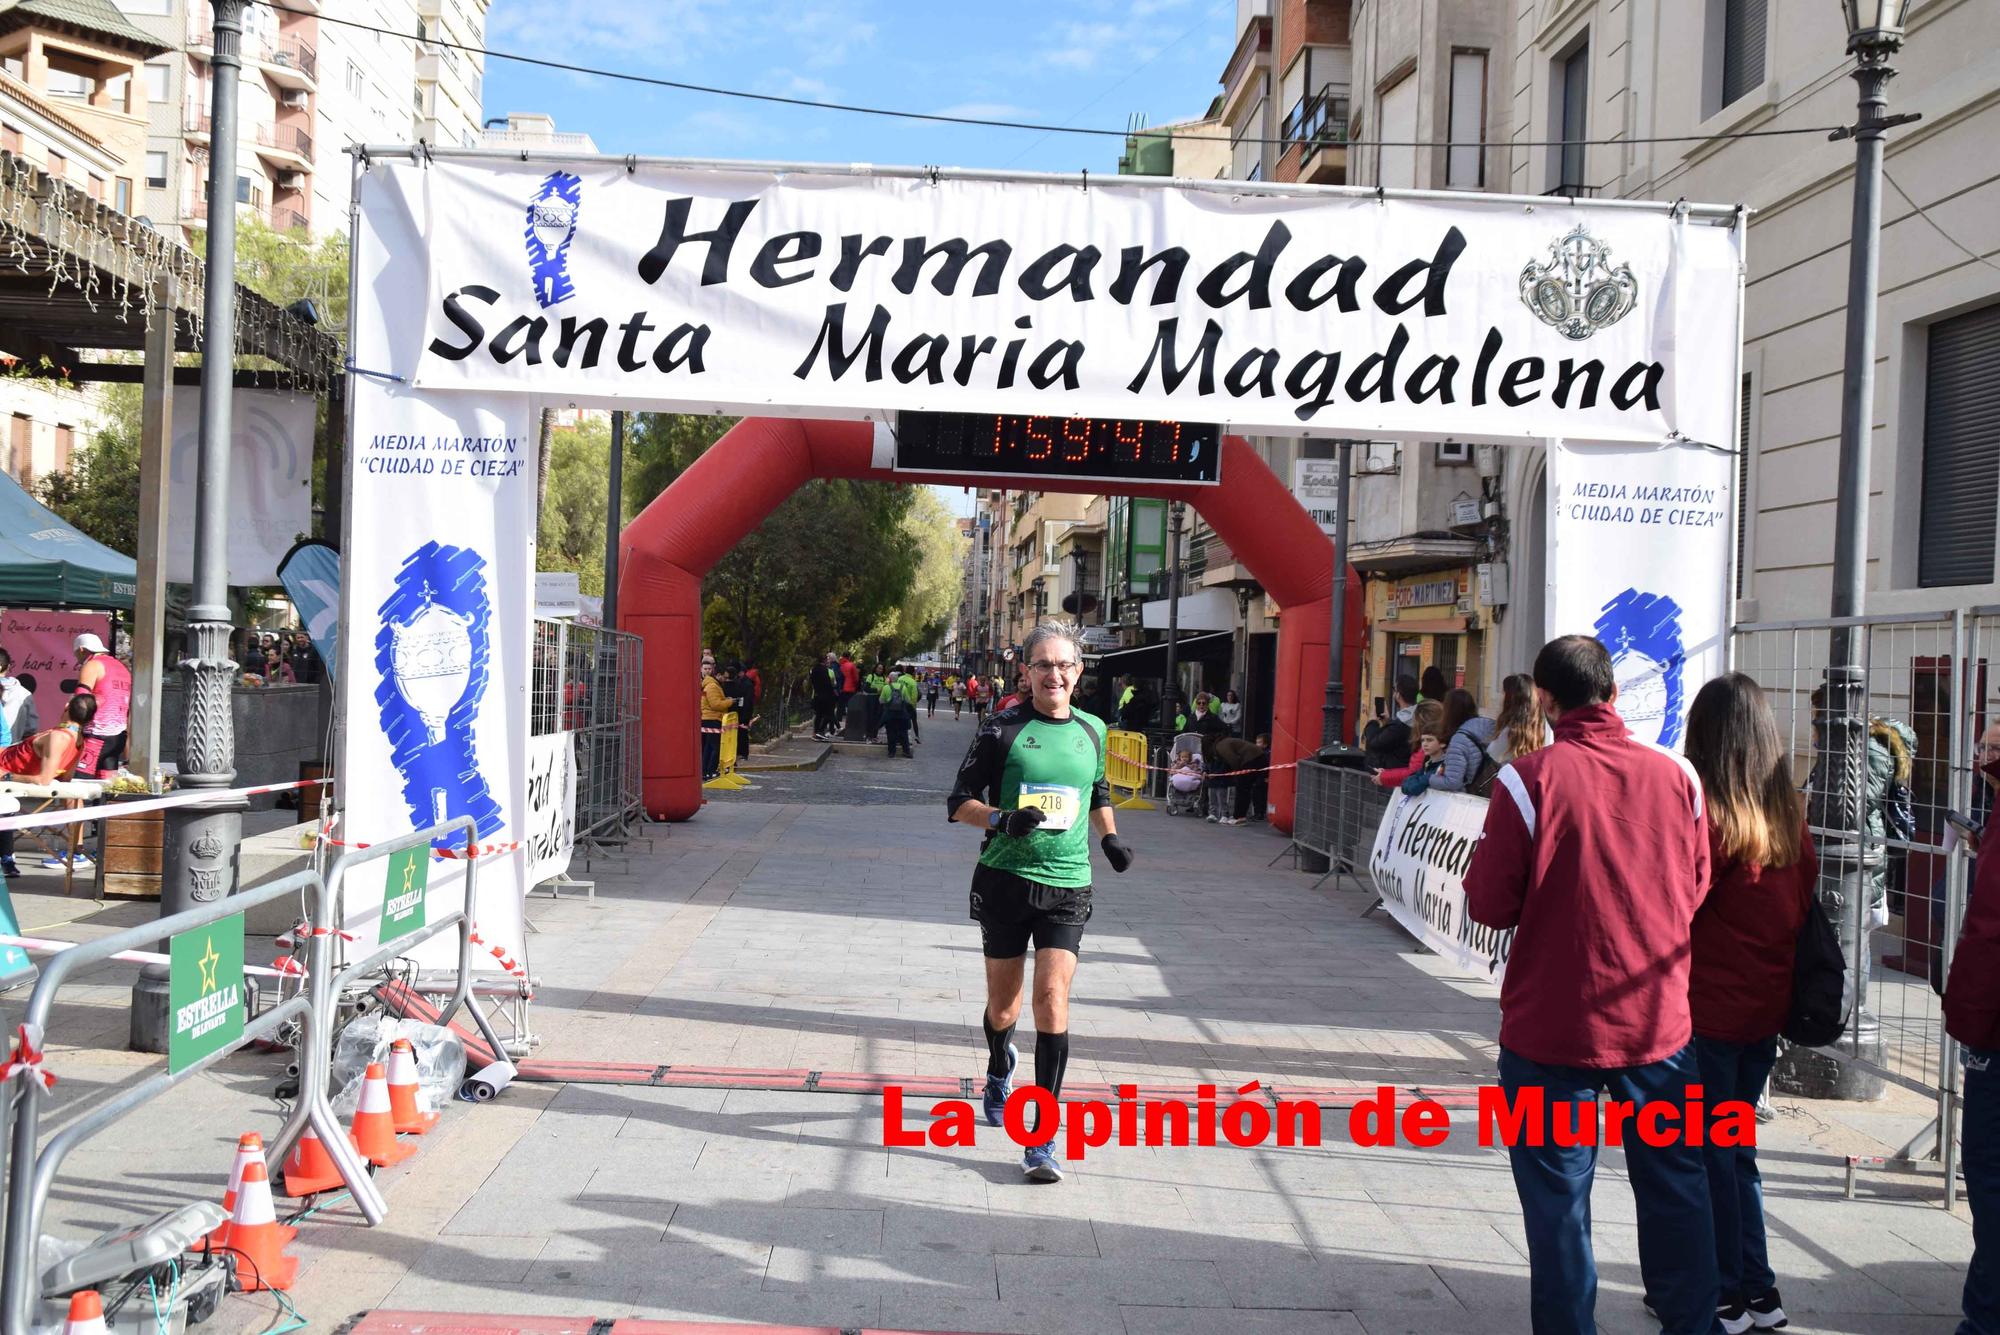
[42,852,92,869]
[1205,814,1219,823]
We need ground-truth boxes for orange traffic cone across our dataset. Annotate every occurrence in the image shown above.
[219,1160,298,1292]
[281,1124,358,1198]
[62,1291,107,1335]
[386,1038,440,1135]
[212,1133,297,1246]
[349,1062,415,1167]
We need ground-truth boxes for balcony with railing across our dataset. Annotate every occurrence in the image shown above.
[261,37,318,90]
[270,206,309,233]
[1542,182,1600,199]
[255,123,314,168]
[1283,83,1351,166]
[182,108,211,141]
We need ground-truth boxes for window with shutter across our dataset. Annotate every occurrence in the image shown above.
[1919,303,2000,588]
[1736,373,1753,597]
[1722,0,1768,108]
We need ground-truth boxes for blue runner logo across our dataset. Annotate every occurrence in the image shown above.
[524,170,583,309]
[1594,587,1687,748]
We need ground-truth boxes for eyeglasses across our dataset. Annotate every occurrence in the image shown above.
[1027,660,1078,675]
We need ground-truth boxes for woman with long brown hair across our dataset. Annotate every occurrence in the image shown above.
[1681,672,1817,1334]
[1488,672,1547,764]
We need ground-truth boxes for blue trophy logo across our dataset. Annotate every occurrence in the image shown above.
[524,170,582,309]
[1594,587,1688,748]
[375,542,505,848]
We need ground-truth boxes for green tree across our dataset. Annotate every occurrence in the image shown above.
[35,383,142,553]
[868,486,966,659]
[536,416,611,596]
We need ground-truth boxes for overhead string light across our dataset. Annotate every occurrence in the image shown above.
[248,0,1850,154]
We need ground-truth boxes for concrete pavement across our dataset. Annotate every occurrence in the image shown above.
[3,705,1978,1333]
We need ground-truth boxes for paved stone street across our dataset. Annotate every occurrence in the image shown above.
[4,705,1978,1334]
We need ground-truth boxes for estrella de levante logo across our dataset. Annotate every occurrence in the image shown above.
[1595,587,1687,747]
[524,170,582,309]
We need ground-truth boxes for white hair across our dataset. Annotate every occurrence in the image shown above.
[1021,620,1084,665]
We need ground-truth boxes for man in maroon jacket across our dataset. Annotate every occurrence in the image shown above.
[1945,747,2000,1335]
[1465,635,1722,1335]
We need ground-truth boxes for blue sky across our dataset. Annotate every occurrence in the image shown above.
[483,0,1233,178]
[485,0,1238,517]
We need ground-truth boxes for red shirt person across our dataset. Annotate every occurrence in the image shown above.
[1461,635,1720,1334]
[69,632,130,778]
[1943,750,2000,1335]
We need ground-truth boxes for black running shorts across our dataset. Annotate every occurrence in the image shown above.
[969,863,1092,959]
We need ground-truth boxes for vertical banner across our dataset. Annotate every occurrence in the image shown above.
[524,732,577,887]
[337,382,534,968]
[0,608,111,740]
[1547,440,1733,749]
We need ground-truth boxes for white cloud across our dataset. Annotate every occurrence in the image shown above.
[1038,20,1127,72]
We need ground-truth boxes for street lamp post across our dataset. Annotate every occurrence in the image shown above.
[1320,440,1355,751]
[1162,501,1187,730]
[133,0,249,1050]
[1781,0,1916,1100]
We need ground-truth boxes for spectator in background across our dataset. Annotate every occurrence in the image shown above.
[839,652,860,713]
[1683,673,1816,1335]
[0,648,37,748]
[1117,680,1155,732]
[1489,672,1550,765]
[880,666,916,759]
[1217,688,1244,735]
[1420,664,1449,703]
[1374,700,1445,790]
[288,630,322,685]
[1427,689,1497,794]
[68,632,130,779]
[1944,734,2000,1335]
[263,646,296,685]
[699,655,728,781]
[1213,731,1271,825]
[1191,693,1232,822]
[1463,636,1718,1335]
[812,652,841,741]
[1365,675,1420,771]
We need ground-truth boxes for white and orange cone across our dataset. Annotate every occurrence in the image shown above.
[62,1291,107,1335]
[211,1134,297,1246]
[349,1062,415,1167]
[219,1160,298,1292]
[280,1123,358,1198]
[385,1038,440,1135]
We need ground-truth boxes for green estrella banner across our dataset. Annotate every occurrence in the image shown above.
[169,913,245,1074]
[382,846,430,941]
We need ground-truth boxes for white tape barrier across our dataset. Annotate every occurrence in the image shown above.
[0,934,300,979]
[0,779,320,833]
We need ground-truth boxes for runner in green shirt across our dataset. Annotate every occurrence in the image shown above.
[947,621,1136,1183]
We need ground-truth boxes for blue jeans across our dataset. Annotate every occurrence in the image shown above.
[1964,1047,2000,1335]
[1498,1045,1723,1335]
[1692,1035,1778,1303]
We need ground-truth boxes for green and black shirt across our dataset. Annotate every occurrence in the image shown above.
[947,705,1111,889]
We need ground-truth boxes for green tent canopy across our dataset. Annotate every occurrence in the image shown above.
[0,470,137,609]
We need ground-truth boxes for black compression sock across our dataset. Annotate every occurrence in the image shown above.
[1034,1029,1070,1104]
[983,1012,1017,1078]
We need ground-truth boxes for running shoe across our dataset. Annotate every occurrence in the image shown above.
[42,852,91,869]
[982,1043,1017,1126]
[1205,814,1220,823]
[0,858,17,878]
[1022,1143,1064,1183]
[1746,1290,1787,1329]
[1718,1298,1753,1334]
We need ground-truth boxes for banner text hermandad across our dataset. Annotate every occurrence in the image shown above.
[405,160,1743,446]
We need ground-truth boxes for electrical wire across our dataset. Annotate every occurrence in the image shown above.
[247,0,1849,154]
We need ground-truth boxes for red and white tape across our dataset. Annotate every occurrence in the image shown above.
[0,778,320,833]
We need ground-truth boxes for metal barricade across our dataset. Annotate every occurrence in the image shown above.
[0,869,357,1332]
[1732,606,1989,1203]
[1292,760,1393,885]
[531,616,646,860]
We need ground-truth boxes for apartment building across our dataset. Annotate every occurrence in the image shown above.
[121,0,489,241]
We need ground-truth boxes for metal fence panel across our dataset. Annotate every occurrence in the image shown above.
[531,618,645,859]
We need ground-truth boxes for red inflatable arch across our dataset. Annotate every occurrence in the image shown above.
[618,418,1361,833]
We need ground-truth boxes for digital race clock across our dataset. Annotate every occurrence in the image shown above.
[892,411,1222,485]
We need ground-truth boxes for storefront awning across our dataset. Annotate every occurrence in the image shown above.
[1084,630,1235,676]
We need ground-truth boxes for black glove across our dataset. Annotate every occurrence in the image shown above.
[1100,834,1135,874]
[1001,806,1047,838]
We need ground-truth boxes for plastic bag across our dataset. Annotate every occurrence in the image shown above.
[329,1012,467,1117]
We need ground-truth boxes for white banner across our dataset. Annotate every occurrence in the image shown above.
[1367,789,1512,979]
[1547,439,1733,750]
[166,390,315,585]
[396,159,1743,445]
[524,731,576,887]
[339,163,536,971]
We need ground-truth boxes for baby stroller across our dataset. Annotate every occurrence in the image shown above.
[1164,731,1206,816]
